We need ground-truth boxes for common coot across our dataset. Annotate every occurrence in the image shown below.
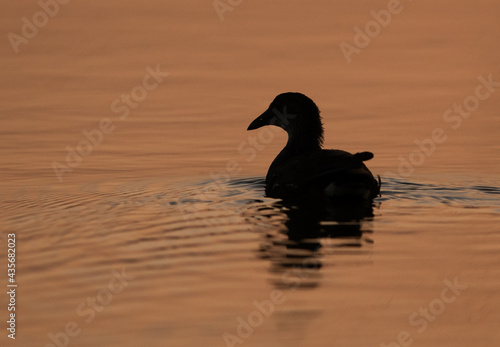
[247,92,380,203]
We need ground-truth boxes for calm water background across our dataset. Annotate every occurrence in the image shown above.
[1,1,499,346]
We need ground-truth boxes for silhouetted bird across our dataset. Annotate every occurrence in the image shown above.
[247,92,380,203]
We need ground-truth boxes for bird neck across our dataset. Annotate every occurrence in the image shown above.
[284,134,322,156]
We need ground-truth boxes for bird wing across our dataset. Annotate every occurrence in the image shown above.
[266,149,378,199]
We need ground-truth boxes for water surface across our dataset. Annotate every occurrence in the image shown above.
[1,1,499,346]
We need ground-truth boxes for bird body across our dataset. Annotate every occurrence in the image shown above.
[247,92,380,203]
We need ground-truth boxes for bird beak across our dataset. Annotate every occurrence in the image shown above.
[247,108,272,130]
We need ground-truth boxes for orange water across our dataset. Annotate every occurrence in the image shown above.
[1,1,499,346]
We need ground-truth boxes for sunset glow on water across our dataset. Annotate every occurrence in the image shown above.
[1,1,499,346]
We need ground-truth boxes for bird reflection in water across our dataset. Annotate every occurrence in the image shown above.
[255,199,376,290]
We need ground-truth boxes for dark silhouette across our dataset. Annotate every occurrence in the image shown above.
[254,198,375,290]
[248,92,380,204]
